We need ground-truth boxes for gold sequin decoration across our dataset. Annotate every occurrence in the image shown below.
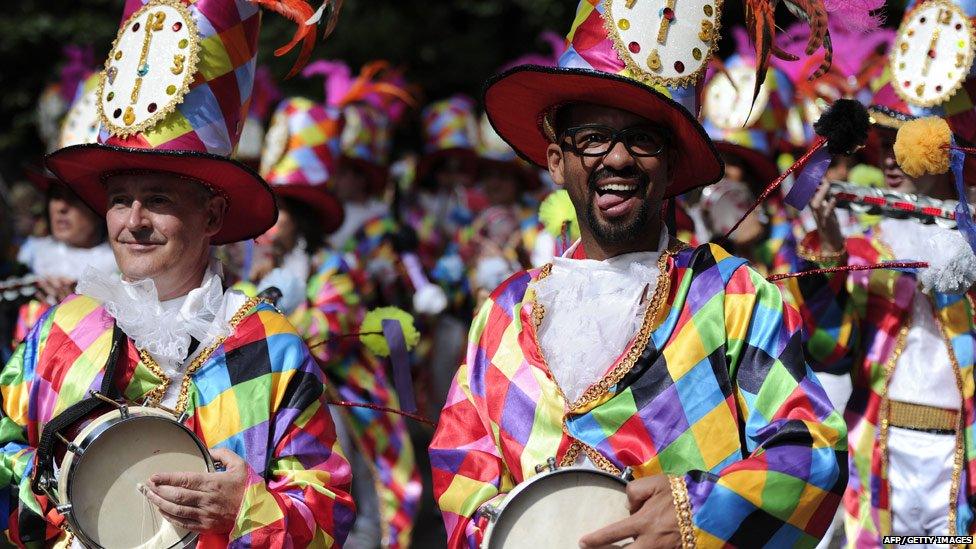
[618,18,630,30]
[137,297,264,414]
[114,50,123,60]
[692,48,702,60]
[647,49,662,72]
[699,20,717,43]
[123,106,135,126]
[670,476,697,548]
[703,4,713,16]
[166,84,176,95]
[178,38,188,48]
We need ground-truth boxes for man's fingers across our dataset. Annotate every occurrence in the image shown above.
[148,483,208,507]
[810,181,830,209]
[155,507,205,532]
[142,485,202,522]
[151,471,213,490]
[578,514,639,548]
[625,479,665,513]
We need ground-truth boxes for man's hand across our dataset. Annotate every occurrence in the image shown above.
[810,181,845,256]
[36,276,76,304]
[578,475,681,548]
[143,448,248,534]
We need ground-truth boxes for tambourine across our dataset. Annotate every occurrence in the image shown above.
[34,394,213,548]
[480,458,633,549]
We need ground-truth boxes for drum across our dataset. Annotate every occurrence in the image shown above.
[481,459,633,549]
[43,404,214,548]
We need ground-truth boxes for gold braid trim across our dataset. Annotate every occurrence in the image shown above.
[929,295,967,542]
[138,349,170,405]
[137,296,264,414]
[670,475,696,549]
[796,239,846,266]
[568,244,679,411]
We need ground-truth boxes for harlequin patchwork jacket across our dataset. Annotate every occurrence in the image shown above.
[290,251,422,548]
[780,231,976,544]
[0,293,354,547]
[430,242,848,548]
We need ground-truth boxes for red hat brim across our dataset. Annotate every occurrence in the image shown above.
[44,144,277,245]
[23,163,56,194]
[273,184,344,235]
[483,65,723,198]
[713,141,780,193]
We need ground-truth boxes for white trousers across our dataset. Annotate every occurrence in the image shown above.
[889,427,955,548]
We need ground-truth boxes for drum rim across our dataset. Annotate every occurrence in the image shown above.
[480,466,627,549]
[60,408,213,549]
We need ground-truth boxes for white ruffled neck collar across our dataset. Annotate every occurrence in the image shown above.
[76,259,234,363]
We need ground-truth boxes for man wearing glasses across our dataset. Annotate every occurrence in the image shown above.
[429,2,847,548]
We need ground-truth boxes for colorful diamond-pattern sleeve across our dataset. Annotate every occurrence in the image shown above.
[429,287,518,549]
[0,307,56,543]
[11,300,50,351]
[200,308,356,547]
[776,231,863,374]
[682,265,848,548]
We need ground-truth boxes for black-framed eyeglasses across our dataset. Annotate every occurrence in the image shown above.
[559,124,669,158]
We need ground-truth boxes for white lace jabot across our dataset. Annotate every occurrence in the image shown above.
[533,229,669,403]
[77,259,240,364]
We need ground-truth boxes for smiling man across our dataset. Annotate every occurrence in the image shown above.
[429,2,847,548]
[0,0,354,546]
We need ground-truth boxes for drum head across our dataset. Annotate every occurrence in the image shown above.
[62,412,210,549]
[485,469,631,549]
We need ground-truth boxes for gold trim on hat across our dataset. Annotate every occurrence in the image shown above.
[98,0,201,139]
[889,0,976,109]
[602,0,724,90]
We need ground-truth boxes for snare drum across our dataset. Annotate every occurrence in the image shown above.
[37,403,214,548]
[481,459,633,549]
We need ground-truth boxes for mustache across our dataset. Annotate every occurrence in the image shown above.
[117,229,165,245]
[588,167,650,192]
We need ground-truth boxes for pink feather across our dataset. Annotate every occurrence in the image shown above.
[301,60,352,108]
[499,30,565,71]
[59,45,95,104]
[772,22,892,80]
[823,0,886,33]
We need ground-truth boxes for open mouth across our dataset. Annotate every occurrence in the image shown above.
[594,180,642,218]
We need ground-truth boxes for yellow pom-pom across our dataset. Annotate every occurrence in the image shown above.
[848,164,884,188]
[539,190,580,240]
[231,281,258,297]
[894,117,952,178]
[360,307,420,357]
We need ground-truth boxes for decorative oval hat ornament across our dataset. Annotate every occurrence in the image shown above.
[260,108,290,177]
[703,66,772,129]
[891,0,975,108]
[45,0,343,245]
[604,0,722,86]
[99,0,199,137]
[59,74,103,149]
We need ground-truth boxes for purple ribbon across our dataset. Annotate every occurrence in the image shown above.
[950,147,976,254]
[784,146,833,210]
[382,319,416,413]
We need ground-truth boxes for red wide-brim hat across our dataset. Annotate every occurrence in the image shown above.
[483,65,723,198]
[23,162,57,194]
[713,141,780,192]
[45,143,278,245]
[273,184,344,235]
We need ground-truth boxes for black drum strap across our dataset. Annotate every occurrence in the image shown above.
[31,323,127,496]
